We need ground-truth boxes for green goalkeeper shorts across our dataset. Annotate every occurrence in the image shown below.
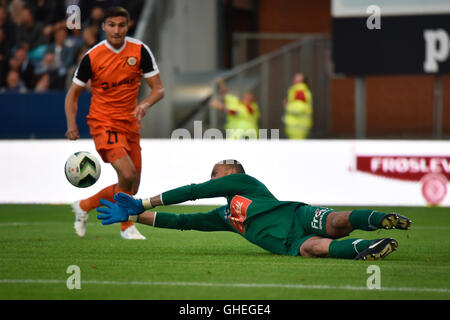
[286,205,336,256]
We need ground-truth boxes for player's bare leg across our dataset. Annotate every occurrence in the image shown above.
[111,155,145,239]
[111,155,137,193]
[299,237,332,258]
[325,210,411,237]
[131,170,141,195]
[325,211,352,238]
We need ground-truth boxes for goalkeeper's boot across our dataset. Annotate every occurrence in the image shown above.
[120,225,146,240]
[72,200,88,237]
[355,238,398,261]
[380,213,412,230]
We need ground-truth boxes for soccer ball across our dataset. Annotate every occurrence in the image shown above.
[64,151,101,188]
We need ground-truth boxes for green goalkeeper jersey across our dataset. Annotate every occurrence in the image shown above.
[154,173,307,255]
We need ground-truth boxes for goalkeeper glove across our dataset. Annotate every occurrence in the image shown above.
[113,192,153,215]
[96,199,129,225]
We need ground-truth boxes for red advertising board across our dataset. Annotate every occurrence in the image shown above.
[356,155,449,205]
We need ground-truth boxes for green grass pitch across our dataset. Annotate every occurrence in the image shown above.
[0,204,448,300]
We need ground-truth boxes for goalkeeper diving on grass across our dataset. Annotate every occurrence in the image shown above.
[96,160,411,260]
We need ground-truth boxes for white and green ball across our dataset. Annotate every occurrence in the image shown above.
[64,151,101,188]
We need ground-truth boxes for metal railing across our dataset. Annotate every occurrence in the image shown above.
[209,33,332,138]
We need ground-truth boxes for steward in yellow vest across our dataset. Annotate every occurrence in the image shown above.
[223,92,260,139]
[283,73,313,139]
[210,78,260,139]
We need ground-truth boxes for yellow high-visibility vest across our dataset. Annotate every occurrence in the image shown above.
[284,83,313,139]
[224,94,260,139]
[287,82,313,106]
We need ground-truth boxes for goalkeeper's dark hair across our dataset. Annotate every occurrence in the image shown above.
[104,6,130,23]
[216,159,245,174]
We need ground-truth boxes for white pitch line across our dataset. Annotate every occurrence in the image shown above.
[0,279,448,294]
[2,222,450,229]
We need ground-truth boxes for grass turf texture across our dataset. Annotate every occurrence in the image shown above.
[0,204,448,300]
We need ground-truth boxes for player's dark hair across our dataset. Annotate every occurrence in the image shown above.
[217,159,245,174]
[104,6,130,23]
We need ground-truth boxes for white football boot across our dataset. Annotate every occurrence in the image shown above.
[120,225,146,240]
[72,200,88,237]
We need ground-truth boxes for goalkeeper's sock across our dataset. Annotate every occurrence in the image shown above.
[329,238,373,259]
[349,209,386,231]
[80,184,117,212]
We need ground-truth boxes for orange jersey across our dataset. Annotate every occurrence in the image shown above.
[73,37,159,127]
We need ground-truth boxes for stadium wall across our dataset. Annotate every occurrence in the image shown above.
[0,92,91,139]
[256,0,450,139]
[0,139,448,207]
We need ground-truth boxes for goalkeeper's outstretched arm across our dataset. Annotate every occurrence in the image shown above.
[138,174,252,208]
[139,209,231,232]
[96,198,231,232]
[134,211,156,226]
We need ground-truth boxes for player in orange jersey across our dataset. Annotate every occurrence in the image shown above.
[64,6,164,239]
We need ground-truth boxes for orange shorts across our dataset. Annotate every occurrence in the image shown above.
[89,122,142,173]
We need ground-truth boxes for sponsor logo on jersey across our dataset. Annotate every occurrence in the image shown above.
[311,208,330,230]
[100,77,136,91]
[228,195,252,234]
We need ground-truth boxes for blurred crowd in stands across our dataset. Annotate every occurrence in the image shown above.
[0,0,143,93]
